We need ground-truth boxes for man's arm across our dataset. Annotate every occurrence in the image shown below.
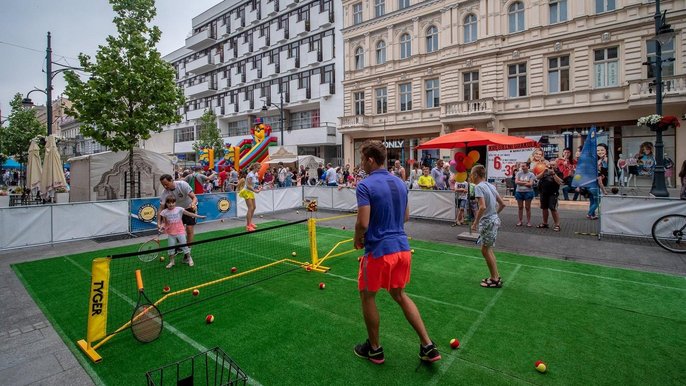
[354,205,370,250]
[404,202,410,223]
[495,194,506,214]
[471,197,486,230]
[188,191,198,208]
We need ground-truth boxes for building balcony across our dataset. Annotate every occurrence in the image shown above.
[237,41,251,58]
[245,8,258,25]
[218,76,230,90]
[186,108,207,121]
[238,98,254,112]
[214,106,225,116]
[263,0,277,16]
[185,29,217,51]
[246,66,260,83]
[290,14,307,36]
[254,34,267,50]
[184,81,217,98]
[319,82,334,98]
[339,115,371,130]
[628,74,686,106]
[441,98,496,123]
[322,35,334,61]
[186,55,216,75]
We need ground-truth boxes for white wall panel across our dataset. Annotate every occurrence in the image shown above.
[52,200,129,242]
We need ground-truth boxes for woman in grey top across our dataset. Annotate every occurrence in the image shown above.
[514,162,536,227]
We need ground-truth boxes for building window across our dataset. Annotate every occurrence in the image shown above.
[175,127,195,143]
[376,41,386,65]
[647,40,675,78]
[227,120,250,137]
[549,0,567,24]
[355,47,365,70]
[594,47,618,88]
[548,55,570,93]
[374,0,385,17]
[353,3,363,25]
[376,87,388,114]
[354,92,365,115]
[464,14,477,43]
[399,82,412,111]
[595,0,615,14]
[400,33,412,59]
[425,79,439,108]
[508,1,525,33]
[426,26,438,53]
[398,0,410,10]
[507,63,527,97]
[463,71,479,101]
[290,110,320,130]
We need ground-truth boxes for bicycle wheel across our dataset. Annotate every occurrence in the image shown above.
[652,214,686,253]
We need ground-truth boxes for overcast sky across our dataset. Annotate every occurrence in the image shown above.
[0,0,221,119]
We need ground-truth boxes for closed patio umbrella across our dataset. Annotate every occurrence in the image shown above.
[27,140,42,195]
[40,135,67,201]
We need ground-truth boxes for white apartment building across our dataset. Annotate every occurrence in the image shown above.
[155,0,345,164]
[339,0,685,186]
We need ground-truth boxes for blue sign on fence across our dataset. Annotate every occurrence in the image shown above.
[130,192,237,233]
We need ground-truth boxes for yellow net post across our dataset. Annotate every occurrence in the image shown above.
[308,218,318,266]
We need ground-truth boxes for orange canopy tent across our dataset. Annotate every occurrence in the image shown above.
[416,128,536,149]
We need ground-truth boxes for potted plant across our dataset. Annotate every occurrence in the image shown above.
[637,114,681,131]
[54,187,70,203]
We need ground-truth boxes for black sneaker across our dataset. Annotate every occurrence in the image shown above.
[354,339,385,364]
[419,341,441,362]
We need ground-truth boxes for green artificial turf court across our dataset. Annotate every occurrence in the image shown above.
[12,220,686,385]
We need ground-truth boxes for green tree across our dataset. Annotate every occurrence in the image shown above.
[4,93,46,167]
[192,109,224,165]
[64,0,184,198]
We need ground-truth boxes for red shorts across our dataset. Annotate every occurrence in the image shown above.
[358,251,412,292]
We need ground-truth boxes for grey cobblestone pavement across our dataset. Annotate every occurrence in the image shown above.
[1,198,684,385]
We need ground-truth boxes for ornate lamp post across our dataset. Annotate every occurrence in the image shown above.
[647,1,676,197]
[21,32,83,136]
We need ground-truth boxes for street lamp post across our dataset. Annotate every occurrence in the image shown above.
[21,32,83,136]
[648,0,675,198]
[261,92,285,146]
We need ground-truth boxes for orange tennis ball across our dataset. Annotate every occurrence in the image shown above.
[319,282,326,290]
[305,265,311,271]
[535,361,547,373]
[205,314,215,324]
[342,226,346,230]
[231,267,237,273]
[450,338,460,349]
[192,289,199,296]
[162,286,170,293]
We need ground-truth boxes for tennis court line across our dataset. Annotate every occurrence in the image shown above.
[319,232,686,292]
[428,265,522,385]
[64,257,264,386]
[410,246,686,292]
[324,271,483,314]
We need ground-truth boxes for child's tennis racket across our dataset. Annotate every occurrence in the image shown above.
[131,270,163,343]
[137,233,161,262]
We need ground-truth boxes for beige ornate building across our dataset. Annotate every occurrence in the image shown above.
[339,0,685,186]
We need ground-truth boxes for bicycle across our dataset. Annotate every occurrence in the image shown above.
[651,214,686,253]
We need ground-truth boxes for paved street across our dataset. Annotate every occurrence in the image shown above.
[1,203,684,385]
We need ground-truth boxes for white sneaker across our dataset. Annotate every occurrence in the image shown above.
[187,257,194,267]
[165,260,175,269]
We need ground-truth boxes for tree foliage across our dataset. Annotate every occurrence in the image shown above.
[3,93,46,166]
[64,0,184,197]
[192,109,224,161]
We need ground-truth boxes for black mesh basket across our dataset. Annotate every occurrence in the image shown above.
[145,347,248,386]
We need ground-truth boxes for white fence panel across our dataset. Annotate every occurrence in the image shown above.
[52,200,129,242]
[409,190,454,220]
[0,206,52,249]
[273,187,303,211]
[254,189,275,215]
[600,195,686,238]
[332,188,357,211]
[303,186,334,209]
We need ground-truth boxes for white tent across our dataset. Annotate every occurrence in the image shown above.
[68,148,174,202]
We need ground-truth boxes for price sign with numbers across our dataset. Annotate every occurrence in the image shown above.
[487,145,537,179]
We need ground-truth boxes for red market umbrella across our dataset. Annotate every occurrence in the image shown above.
[416,128,535,149]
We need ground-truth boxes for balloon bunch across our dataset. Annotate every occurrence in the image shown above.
[450,151,480,182]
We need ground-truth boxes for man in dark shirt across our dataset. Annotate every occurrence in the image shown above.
[535,161,564,231]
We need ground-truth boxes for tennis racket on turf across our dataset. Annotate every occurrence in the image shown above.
[131,269,163,343]
[137,230,162,262]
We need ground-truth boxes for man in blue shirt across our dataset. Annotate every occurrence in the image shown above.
[353,140,441,365]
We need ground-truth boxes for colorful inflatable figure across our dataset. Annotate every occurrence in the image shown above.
[215,118,278,174]
[197,147,214,170]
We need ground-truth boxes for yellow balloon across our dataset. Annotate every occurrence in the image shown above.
[455,172,468,182]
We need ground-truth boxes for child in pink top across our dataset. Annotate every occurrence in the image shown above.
[159,196,205,268]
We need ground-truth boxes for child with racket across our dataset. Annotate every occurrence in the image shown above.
[158,196,206,268]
